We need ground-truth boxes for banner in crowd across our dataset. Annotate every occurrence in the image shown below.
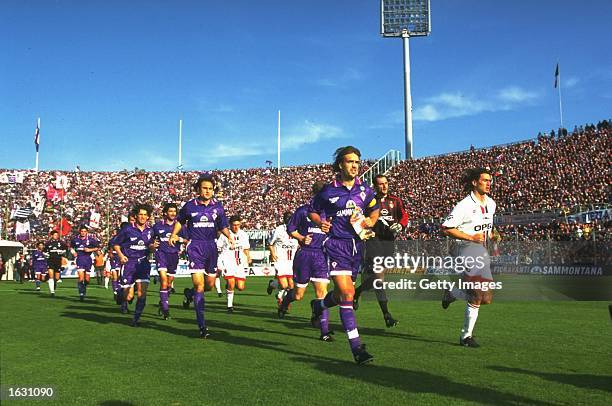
[494,212,559,225]
[89,211,101,229]
[0,172,25,184]
[14,221,31,241]
[566,208,612,224]
[425,264,607,276]
[60,259,276,278]
[244,229,273,241]
[46,184,67,202]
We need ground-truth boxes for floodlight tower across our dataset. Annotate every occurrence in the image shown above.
[381,0,431,159]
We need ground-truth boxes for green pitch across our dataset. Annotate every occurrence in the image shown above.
[1,279,611,405]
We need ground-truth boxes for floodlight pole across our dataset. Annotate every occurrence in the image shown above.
[401,29,413,160]
[178,119,183,172]
[277,110,281,175]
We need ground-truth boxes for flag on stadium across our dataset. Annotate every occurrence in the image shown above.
[554,63,559,88]
[11,206,34,220]
[15,220,31,241]
[89,210,101,229]
[34,123,40,152]
[54,218,72,237]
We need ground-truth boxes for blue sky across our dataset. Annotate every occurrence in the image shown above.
[1,0,611,171]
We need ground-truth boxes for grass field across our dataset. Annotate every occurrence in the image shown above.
[1,278,611,405]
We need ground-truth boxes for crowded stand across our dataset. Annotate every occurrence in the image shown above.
[1,121,610,250]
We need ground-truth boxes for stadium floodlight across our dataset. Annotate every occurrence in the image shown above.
[380,0,431,159]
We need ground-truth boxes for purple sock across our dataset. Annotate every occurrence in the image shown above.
[112,280,119,293]
[134,296,146,322]
[339,301,361,354]
[281,289,296,308]
[160,290,169,312]
[320,308,330,335]
[194,291,205,329]
[78,281,84,295]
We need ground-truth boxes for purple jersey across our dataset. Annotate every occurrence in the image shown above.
[177,198,228,242]
[309,176,379,240]
[287,204,326,250]
[71,235,100,257]
[113,224,154,260]
[152,220,182,254]
[32,250,47,271]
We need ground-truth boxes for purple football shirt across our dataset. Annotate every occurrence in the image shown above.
[309,176,379,240]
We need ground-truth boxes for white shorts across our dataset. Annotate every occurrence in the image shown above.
[223,266,247,281]
[455,242,493,280]
[274,261,293,277]
[218,256,247,280]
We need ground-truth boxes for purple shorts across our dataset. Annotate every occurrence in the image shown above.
[34,266,47,275]
[121,257,151,286]
[76,256,92,272]
[155,251,179,274]
[323,238,363,280]
[293,248,329,287]
[110,258,121,271]
[186,240,218,276]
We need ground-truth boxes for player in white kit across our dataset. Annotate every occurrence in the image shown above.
[268,212,299,307]
[217,215,252,313]
[441,168,497,348]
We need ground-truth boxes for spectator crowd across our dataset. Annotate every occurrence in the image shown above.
[1,121,610,251]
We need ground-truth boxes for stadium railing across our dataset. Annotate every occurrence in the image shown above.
[361,149,403,186]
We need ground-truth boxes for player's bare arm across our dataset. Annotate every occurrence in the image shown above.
[220,227,235,249]
[169,221,182,247]
[290,230,312,246]
[268,244,278,263]
[443,227,485,243]
[113,245,128,264]
[308,212,332,233]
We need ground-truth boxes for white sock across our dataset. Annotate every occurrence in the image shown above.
[227,290,234,307]
[48,278,55,293]
[215,277,222,294]
[451,287,468,300]
[276,289,285,301]
[461,303,480,339]
[104,277,110,289]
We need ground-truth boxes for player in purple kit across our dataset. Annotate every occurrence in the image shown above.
[113,204,158,327]
[31,241,48,292]
[152,203,185,320]
[309,146,379,365]
[277,181,335,341]
[108,225,127,304]
[70,225,101,302]
[170,174,234,339]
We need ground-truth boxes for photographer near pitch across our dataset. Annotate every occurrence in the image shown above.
[354,174,408,327]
